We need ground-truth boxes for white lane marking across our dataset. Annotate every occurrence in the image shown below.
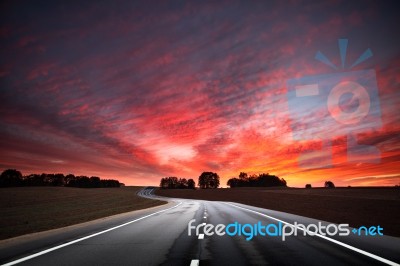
[202,223,206,226]
[203,216,207,219]
[2,202,183,266]
[198,233,204,239]
[226,203,400,266]
[190,259,199,266]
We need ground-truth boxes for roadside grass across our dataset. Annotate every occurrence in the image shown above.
[156,187,400,237]
[0,186,165,240]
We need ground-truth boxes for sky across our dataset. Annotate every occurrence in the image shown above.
[0,0,399,187]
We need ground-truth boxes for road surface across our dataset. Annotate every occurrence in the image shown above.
[0,187,399,266]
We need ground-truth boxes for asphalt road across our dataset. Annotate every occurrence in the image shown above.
[1,187,399,266]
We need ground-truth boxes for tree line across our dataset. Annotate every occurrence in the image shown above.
[159,177,196,189]
[160,171,286,189]
[227,172,286,188]
[0,169,122,188]
[160,171,220,189]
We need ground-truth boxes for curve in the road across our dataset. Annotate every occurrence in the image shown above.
[1,187,399,266]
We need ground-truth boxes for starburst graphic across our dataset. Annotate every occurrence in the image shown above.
[315,39,373,69]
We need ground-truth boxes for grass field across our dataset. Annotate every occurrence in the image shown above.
[0,186,166,240]
[156,187,400,237]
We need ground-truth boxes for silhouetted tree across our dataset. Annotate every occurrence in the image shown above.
[198,172,220,189]
[40,173,48,185]
[100,179,120,187]
[258,173,286,187]
[23,174,45,186]
[52,174,65,186]
[325,181,335,188]
[0,169,120,188]
[65,174,76,186]
[0,169,23,187]
[90,176,101,188]
[227,172,287,188]
[178,178,188,189]
[305,184,312,189]
[227,178,240,188]
[160,177,168,188]
[159,177,178,189]
[75,176,90,188]
[160,177,195,189]
[187,179,195,189]
[239,172,248,181]
[168,176,178,188]
[0,169,22,187]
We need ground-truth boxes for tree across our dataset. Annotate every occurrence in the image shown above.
[52,173,65,186]
[100,179,120,187]
[65,174,76,186]
[167,176,178,188]
[178,178,188,189]
[24,174,45,186]
[227,178,240,188]
[0,169,23,187]
[90,176,101,188]
[159,177,178,189]
[187,179,195,189]
[160,177,195,189]
[305,184,312,189]
[227,172,287,188]
[239,172,248,180]
[198,172,220,189]
[160,177,169,188]
[76,176,90,188]
[325,181,335,188]
[0,169,120,188]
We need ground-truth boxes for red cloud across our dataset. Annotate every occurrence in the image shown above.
[0,1,399,187]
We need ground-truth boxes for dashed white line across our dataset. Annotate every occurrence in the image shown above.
[190,259,199,266]
[226,202,400,266]
[198,233,204,239]
[2,202,183,266]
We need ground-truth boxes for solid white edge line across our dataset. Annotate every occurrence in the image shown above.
[2,202,183,266]
[190,259,199,266]
[226,203,400,266]
[198,234,204,240]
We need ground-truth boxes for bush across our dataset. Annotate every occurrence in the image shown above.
[325,181,335,188]
[227,172,286,188]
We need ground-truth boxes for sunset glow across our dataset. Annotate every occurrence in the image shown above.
[0,1,399,187]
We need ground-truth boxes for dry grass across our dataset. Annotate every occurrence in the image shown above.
[156,187,400,237]
[0,186,165,240]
